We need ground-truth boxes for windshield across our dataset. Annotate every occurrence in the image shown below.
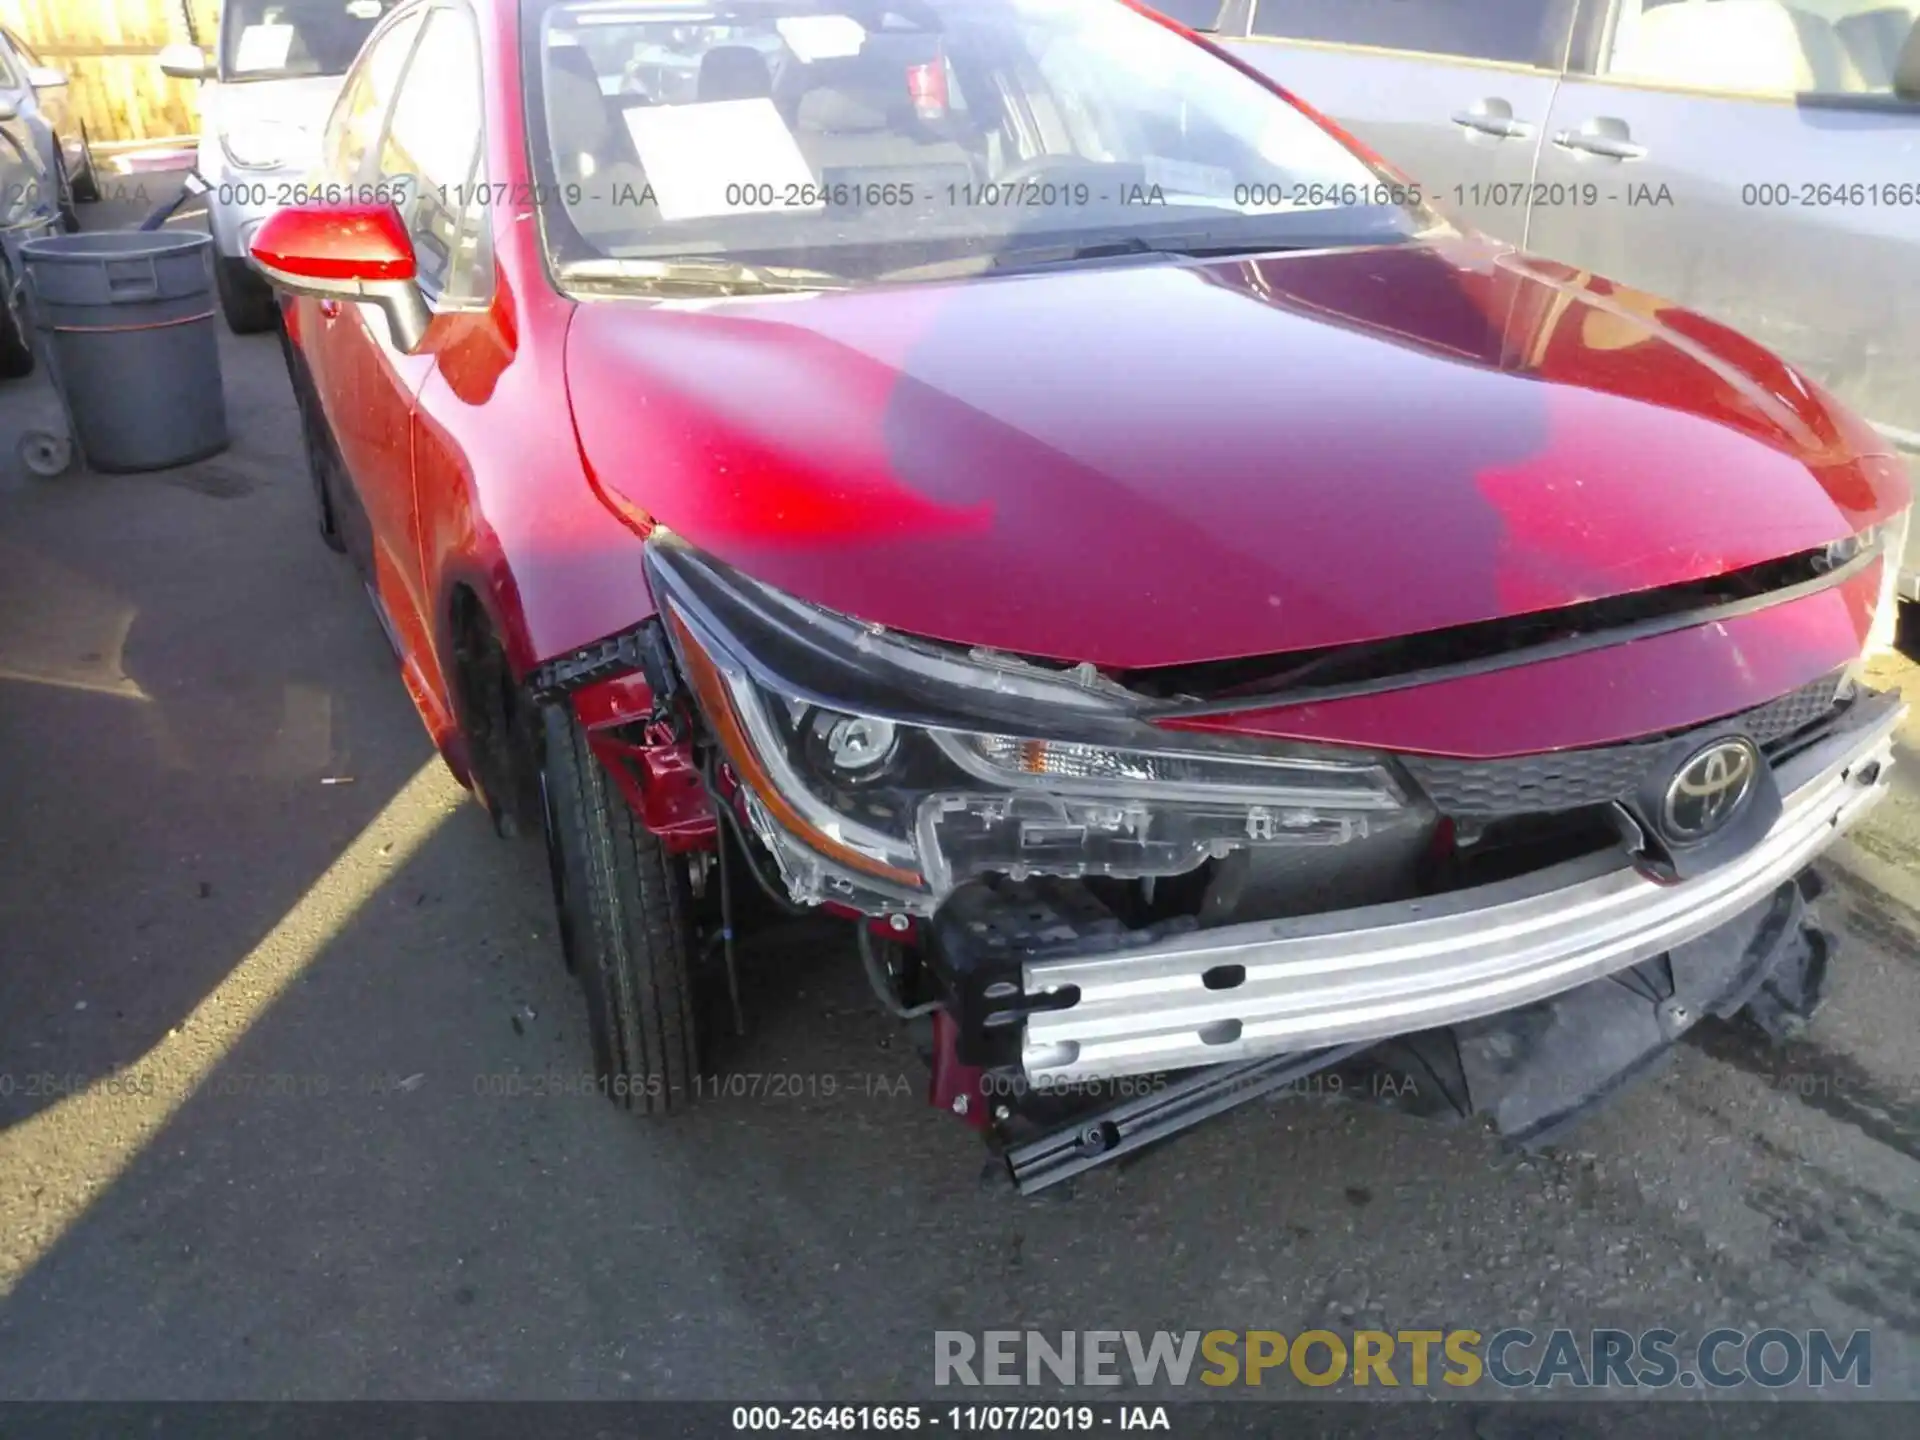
[221,0,398,81]
[525,0,1429,286]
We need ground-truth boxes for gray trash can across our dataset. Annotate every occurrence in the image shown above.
[19,230,229,473]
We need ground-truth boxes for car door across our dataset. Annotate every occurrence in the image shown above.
[1528,0,1920,484]
[1220,0,1578,241]
[351,0,490,681]
[300,5,427,581]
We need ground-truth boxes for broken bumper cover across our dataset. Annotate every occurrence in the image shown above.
[1020,694,1903,1086]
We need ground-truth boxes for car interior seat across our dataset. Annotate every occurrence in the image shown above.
[697,45,775,103]
[1612,0,1870,92]
[786,42,974,184]
[547,44,613,180]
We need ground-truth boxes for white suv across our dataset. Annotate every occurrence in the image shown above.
[161,0,399,333]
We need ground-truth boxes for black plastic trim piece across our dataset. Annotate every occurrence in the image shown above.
[1151,543,1879,720]
[527,616,678,708]
[1003,1042,1371,1194]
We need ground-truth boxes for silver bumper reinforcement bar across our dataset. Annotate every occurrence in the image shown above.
[1021,700,1904,1086]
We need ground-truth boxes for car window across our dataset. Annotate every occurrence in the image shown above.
[526,0,1430,285]
[5,29,40,68]
[319,7,425,182]
[378,4,491,301]
[0,33,22,89]
[1603,0,1917,95]
[223,0,405,81]
[1249,0,1578,68]
[1144,1,1229,27]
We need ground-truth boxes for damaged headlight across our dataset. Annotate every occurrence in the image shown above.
[647,537,1409,913]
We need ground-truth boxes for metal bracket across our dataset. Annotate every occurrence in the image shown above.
[1002,1042,1372,1194]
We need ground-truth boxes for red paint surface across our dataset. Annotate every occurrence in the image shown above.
[250,202,417,282]
[927,1008,989,1131]
[587,726,717,853]
[569,239,1902,672]
[1163,564,1883,758]
[573,673,659,731]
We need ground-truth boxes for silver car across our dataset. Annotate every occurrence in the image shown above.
[0,95,61,380]
[0,26,102,233]
[161,0,402,333]
[1182,0,1920,600]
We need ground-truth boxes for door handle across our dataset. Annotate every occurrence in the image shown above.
[1552,119,1647,161]
[1450,99,1532,140]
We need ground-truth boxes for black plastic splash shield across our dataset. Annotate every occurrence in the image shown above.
[1355,871,1831,1147]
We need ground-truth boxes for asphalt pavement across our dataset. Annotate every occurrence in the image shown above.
[0,173,1917,1406]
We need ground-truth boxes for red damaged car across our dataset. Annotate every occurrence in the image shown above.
[254,0,1908,1188]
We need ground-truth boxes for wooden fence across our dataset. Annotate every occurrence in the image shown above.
[0,0,221,147]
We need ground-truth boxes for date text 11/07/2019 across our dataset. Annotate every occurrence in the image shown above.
[730,1406,1169,1432]
[430,180,1425,212]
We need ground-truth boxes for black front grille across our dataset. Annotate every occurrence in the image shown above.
[1401,672,1846,820]
[1741,673,1851,745]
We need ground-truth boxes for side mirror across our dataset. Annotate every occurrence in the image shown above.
[25,65,67,90]
[250,203,431,352]
[0,98,15,122]
[157,43,213,81]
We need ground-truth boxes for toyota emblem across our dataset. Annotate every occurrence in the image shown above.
[1661,738,1760,841]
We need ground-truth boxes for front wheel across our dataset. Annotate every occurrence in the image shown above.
[70,129,101,204]
[540,703,703,1114]
[0,254,34,380]
[216,255,279,334]
[51,149,79,233]
[293,375,347,552]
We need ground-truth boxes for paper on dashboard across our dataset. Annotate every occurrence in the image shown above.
[621,98,822,222]
[234,24,295,71]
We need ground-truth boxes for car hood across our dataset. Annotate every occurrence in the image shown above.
[565,235,1903,670]
[202,74,341,149]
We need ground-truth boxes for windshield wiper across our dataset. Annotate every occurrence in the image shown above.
[557,256,854,295]
[874,231,1370,284]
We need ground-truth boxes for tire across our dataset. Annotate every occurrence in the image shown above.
[70,129,100,204]
[299,386,347,553]
[283,343,348,552]
[540,703,702,1114]
[0,254,34,380]
[274,321,343,552]
[216,254,280,335]
[51,149,79,234]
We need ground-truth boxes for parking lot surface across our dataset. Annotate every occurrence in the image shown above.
[1,176,1917,1404]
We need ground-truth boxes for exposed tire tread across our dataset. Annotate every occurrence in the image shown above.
[0,267,33,380]
[70,131,101,204]
[216,255,280,335]
[543,706,700,1115]
[52,149,79,233]
[301,389,348,553]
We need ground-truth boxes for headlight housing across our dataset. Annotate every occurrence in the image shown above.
[648,537,1412,914]
[219,120,307,171]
